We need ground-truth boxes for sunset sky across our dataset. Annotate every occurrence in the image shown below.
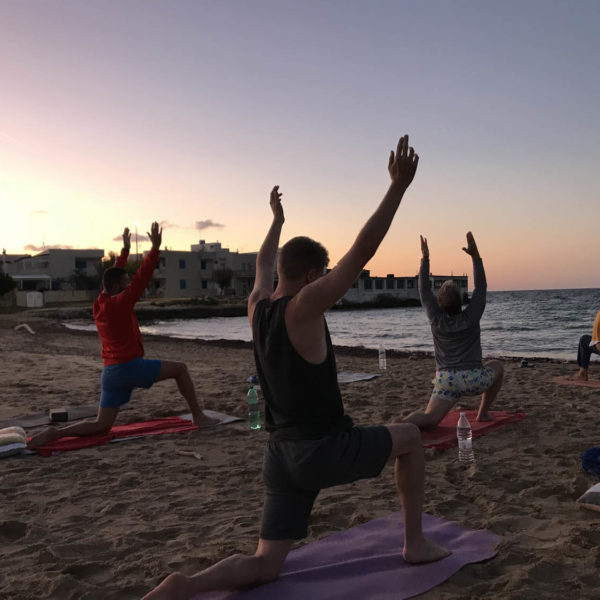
[1,1,598,291]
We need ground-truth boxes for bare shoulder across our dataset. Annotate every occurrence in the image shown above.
[248,288,271,323]
[285,296,327,363]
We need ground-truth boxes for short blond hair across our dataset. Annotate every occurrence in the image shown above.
[437,280,462,315]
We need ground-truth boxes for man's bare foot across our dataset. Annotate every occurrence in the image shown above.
[193,412,219,428]
[27,426,60,449]
[571,369,589,381]
[476,411,494,422]
[142,572,189,600]
[403,537,451,564]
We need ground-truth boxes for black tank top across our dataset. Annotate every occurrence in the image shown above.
[252,296,353,441]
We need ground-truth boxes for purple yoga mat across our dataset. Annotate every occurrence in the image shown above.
[193,512,499,600]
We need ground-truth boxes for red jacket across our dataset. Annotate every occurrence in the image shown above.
[93,247,159,366]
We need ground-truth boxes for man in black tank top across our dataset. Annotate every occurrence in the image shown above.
[144,136,450,600]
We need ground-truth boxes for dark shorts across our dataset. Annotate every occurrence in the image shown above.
[100,358,162,408]
[260,425,393,540]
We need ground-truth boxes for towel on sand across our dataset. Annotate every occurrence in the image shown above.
[0,404,132,429]
[421,410,526,450]
[552,375,600,389]
[337,372,381,384]
[30,411,241,457]
[193,511,499,600]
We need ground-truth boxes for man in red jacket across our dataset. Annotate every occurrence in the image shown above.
[28,222,215,448]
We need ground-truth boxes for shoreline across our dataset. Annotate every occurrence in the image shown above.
[15,314,575,366]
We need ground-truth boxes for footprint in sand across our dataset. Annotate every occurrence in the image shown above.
[0,520,28,541]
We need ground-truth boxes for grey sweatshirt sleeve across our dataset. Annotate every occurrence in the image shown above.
[419,258,439,321]
[464,257,487,321]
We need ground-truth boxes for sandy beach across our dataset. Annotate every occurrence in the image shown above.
[1,314,600,600]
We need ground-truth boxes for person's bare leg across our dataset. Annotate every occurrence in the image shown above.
[402,397,451,429]
[385,423,450,563]
[27,407,119,448]
[572,335,595,380]
[476,361,503,422]
[142,539,292,600]
[156,361,218,427]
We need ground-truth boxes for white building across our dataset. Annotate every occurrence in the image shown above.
[4,249,104,291]
[341,270,468,305]
[149,240,260,298]
[147,242,467,304]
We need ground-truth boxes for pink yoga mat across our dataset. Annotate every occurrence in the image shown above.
[31,417,199,457]
[553,375,600,389]
[193,512,499,600]
[421,410,526,450]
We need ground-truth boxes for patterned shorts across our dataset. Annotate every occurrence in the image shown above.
[431,367,495,403]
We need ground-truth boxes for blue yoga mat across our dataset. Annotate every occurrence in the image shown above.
[194,512,499,600]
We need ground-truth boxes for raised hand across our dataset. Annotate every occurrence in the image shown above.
[388,135,419,190]
[420,235,429,259]
[122,227,131,251]
[270,185,284,223]
[147,222,162,250]
[462,231,480,259]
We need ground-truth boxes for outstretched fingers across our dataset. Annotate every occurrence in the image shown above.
[270,185,282,204]
[269,185,284,221]
[420,235,429,258]
[388,134,419,188]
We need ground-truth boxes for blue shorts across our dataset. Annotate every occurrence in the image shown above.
[431,366,495,403]
[100,358,162,408]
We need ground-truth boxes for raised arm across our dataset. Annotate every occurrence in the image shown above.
[294,135,419,316]
[114,222,161,309]
[115,227,131,268]
[462,232,487,320]
[418,235,439,320]
[248,186,284,323]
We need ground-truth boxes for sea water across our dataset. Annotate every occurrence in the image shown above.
[65,288,599,361]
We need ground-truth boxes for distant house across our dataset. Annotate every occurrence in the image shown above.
[4,249,104,291]
[146,243,468,302]
[341,270,468,304]
[148,240,263,298]
[0,251,30,273]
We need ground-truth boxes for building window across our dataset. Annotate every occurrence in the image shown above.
[434,280,442,289]
[200,260,206,270]
[158,257,166,268]
[179,279,186,290]
[460,280,467,288]
[375,279,383,290]
[386,279,394,290]
[351,280,358,288]
[179,259,186,269]
[396,279,405,289]
[75,258,87,269]
[364,278,372,290]
[201,279,208,289]
[407,279,414,289]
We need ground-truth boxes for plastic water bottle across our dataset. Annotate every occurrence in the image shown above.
[247,386,261,430]
[378,344,387,370]
[457,412,474,463]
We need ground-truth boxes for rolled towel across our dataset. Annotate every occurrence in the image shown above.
[0,427,27,445]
